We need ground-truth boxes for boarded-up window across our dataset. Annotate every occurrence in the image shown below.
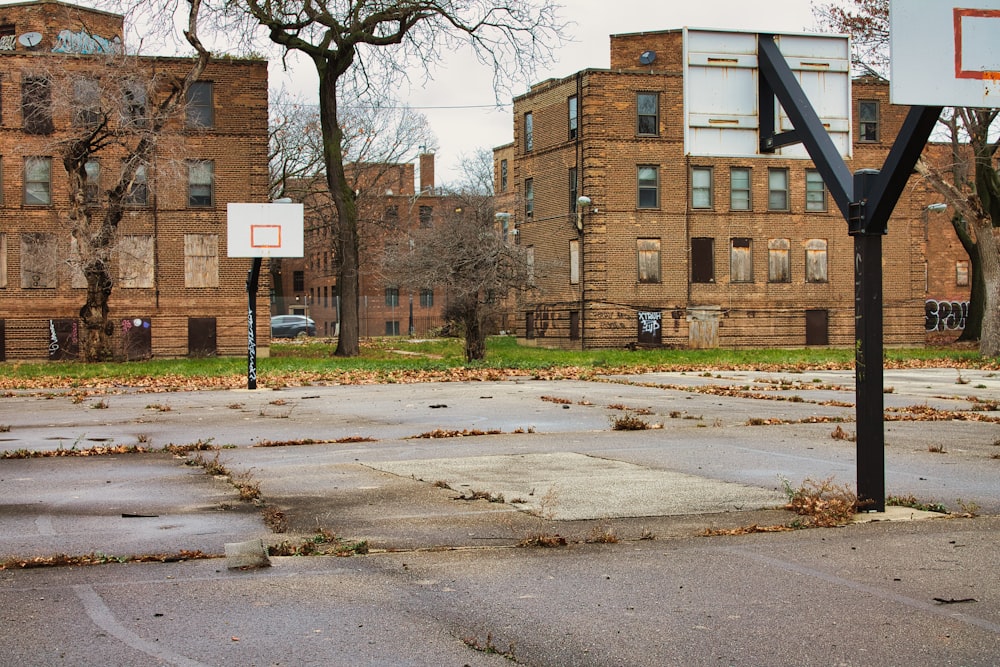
[691,237,715,283]
[21,233,58,288]
[956,260,970,286]
[0,233,6,288]
[188,317,216,356]
[570,239,580,285]
[768,238,791,283]
[119,235,154,288]
[525,311,535,339]
[637,311,662,346]
[805,239,828,283]
[637,238,661,283]
[730,238,752,282]
[73,78,101,127]
[120,317,152,360]
[184,234,218,287]
[806,309,829,345]
[569,311,580,340]
[48,319,79,360]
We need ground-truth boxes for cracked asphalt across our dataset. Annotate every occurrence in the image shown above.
[1,368,998,665]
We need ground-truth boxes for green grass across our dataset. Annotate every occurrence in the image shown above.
[0,335,990,387]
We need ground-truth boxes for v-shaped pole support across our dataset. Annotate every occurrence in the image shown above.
[756,34,942,512]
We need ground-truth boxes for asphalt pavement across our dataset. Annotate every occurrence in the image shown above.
[1,368,998,665]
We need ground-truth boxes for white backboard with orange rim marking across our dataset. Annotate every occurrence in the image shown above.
[227,202,304,258]
[891,0,1000,107]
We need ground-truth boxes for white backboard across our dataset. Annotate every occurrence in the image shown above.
[891,0,1000,107]
[683,29,851,158]
[227,203,304,258]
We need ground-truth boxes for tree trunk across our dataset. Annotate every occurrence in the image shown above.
[315,59,360,357]
[952,217,985,341]
[975,223,1000,356]
[464,311,486,362]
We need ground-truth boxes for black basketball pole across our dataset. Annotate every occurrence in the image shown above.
[246,257,263,390]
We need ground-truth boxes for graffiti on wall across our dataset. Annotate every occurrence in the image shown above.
[925,299,969,332]
[52,29,122,55]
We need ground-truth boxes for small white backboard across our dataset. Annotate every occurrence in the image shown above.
[891,0,1000,107]
[227,202,304,258]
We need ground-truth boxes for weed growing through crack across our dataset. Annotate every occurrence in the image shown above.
[453,489,505,503]
[831,425,856,441]
[585,524,619,544]
[90,399,109,409]
[610,411,652,430]
[145,403,172,412]
[956,499,980,517]
[928,443,947,453]
[0,425,10,433]
[886,494,947,514]
[262,507,288,533]
[783,477,858,527]
[462,633,516,661]
[268,529,369,557]
[517,534,567,548]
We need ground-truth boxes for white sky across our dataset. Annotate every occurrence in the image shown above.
[272,0,831,185]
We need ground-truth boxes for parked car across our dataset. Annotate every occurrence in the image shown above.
[270,315,316,338]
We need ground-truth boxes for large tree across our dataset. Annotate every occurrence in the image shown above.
[814,0,1000,356]
[57,0,211,360]
[225,0,565,357]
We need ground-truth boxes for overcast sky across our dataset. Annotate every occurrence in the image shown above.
[272,1,832,184]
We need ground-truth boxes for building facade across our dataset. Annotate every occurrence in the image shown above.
[274,153,459,338]
[0,0,269,360]
[498,28,967,350]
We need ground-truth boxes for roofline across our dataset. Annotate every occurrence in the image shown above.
[0,0,122,20]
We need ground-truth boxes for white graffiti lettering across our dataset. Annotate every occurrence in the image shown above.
[0,35,16,51]
[51,29,122,55]
[925,299,969,332]
[48,319,60,355]
[638,311,661,335]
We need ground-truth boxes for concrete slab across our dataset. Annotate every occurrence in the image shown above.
[852,505,951,523]
[366,452,786,521]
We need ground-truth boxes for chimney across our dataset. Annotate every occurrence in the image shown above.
[419,153,435,194]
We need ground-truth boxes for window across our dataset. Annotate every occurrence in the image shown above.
[524,112,533,152]
[385,287,399,307]
[20,233,58,288]
[691,167,713,209]
[73,78,101,127]
[768,168,789,211]
[188,160,214,207]
[569,167,578,213]
[384,205,399,227]
[524,178,534,217]
[525,311,535,339]
[0,233,6,288]
[385,321,400,336]
[24,157,51,206]
[637,238,661,284]
[22,76,53,134]
[292,270,304,292]
[186,81,214,128]
[805,239,828,283]
[570,239,580,285]
[730,167,751,211]
[638,166,659,208]
[691,237,715,283]
[500,159,508,192]
[568,95,578,139]
[526,245,535,283]
[805,169,827,212]
[637,92,658,135]
[122,80,148,128]
[184,234,219,287]
[730,238,753,282]
[570,311,580,340]
[956,260,970,286]
[419,205,433,227]
[768,238,791,283]
[118,235,154,288]
[420,289,434,307]
[84,160,100,204]
[124,163,148,206]
[0,158,4,206]
[859,100,878,142]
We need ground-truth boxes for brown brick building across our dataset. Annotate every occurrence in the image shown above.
[274,153,461,338]
[0,1,269,360]
[496,28,970,350]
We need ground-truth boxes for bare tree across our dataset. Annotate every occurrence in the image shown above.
[221,0,566,357]
[383,146,531,361]
[814,0,1000,356]
[53,0,211,360]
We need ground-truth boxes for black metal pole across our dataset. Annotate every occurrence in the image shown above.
[246,257,263,390]
[852,170,885,512]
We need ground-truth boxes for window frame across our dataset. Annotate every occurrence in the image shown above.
[805,169,827,212]
[419,205,433,228]
[569,167,578,213]
[524,178,534,218]
[768,167,789,211]
[420,288,434,308]
[691,237,715,284]
[637,92,659,136]
[84,160,100,205]
[385,286,400,307]
[73,77,102,127]
[124,163,149,207]
[524,111,533,152]
[24,156,52,206]
[187,160,214,208]
[22,75,53,135]
[500,159,508,192]
[859,100,879,142]
[730,167,751,211]
[568,94,578,139]
[186,81,214,128]
[570,239,580,285]
[637,165,659,209]
[691,166,713,209]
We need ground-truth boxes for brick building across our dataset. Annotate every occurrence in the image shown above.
[274,153,460,338]
[0,0,269,360]
[497,28,966,350]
